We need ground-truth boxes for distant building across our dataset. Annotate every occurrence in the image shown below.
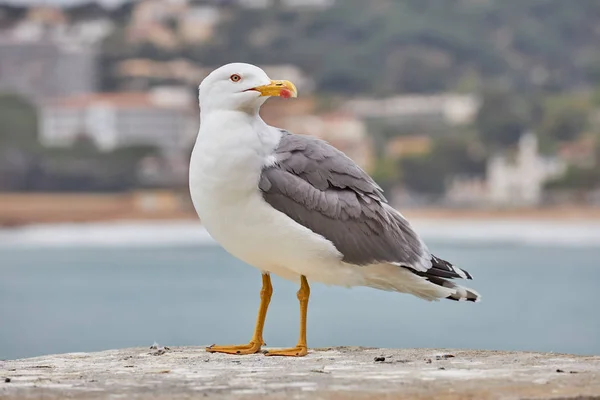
[40,88,197,185]
[25,6,67,26]
[487,132,566,207]
[116,58,208,88]
[0,39,98,103]
[237,0,335,8]
[445,133,567,208]
[280,0,335,9]
[178,5,220,43]
[237,0,272,8]
[40,88,198,153]
[343,94,480,126]
[130,0,184,25]
[127,21,179,49]
[66,19,114,46]
[9,6,112,45]
[445,176,488,207]
[385,135,431,159]
[127,0,189,49]
[0,6,112,103]
[115,61,311,93]
[128,0,222,48]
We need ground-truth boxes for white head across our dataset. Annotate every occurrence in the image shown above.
[198,63,297,114]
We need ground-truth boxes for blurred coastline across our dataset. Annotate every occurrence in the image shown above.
[1,191,600,228]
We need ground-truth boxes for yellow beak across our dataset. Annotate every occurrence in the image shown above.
[252,80,298,98]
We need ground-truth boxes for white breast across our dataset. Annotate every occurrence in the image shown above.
[189,112,344,283]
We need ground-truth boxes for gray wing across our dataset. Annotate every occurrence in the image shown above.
[258,130,432,272]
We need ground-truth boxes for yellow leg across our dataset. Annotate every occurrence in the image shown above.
[206,273,272,355]
[265,275,309,357]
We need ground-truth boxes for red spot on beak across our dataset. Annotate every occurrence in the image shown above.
[280,88,292,99]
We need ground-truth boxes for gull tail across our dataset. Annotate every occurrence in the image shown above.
[426,275,481,302]
[417,255,480,302]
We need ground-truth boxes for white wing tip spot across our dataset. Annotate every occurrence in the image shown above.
[452,265,469,280]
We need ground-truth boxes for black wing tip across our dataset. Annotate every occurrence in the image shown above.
[431,255,473,280]
[446,296,479,303]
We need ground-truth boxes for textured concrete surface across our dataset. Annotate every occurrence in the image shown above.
[1,346,600,399]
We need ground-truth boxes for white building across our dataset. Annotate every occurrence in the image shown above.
[343,94,480,126]
[445,176,488,207]
[445,132,568,208]
[237,0,335,8]
[237,0,272,8]
[487,132,567,207]
[0,10,112,104]
[178,5,221,43]
[280,0,335,9]
[0,39,99,103]
[40,88,197,153]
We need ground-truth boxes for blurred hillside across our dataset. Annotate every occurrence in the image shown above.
[98,0,600,95]
[1,0,600,219]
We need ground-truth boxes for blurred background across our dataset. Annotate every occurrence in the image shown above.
[1,0,600,360]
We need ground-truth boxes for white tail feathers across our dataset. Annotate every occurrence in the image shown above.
[423,274,481,302]
[446,282,481,302]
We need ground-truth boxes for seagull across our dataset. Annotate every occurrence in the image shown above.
[189,63,480,357]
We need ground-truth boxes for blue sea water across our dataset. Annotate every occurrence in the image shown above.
[1,221,599,360]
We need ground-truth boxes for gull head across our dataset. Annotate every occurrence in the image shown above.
[199,63,297,114]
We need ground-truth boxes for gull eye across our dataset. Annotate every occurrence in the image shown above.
[230,74,242,82]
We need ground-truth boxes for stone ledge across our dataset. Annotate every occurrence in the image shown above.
[1,346,600,399]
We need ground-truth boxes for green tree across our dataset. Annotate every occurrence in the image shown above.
[475,88,535,149]
[540,95,590,143]
[400,135,485,194]
[546,165,600,191]
[0,93,39,150]
[42,142,160,192]
[592,86,600,106]
[370,157,401,192]
[400,155,445,194]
